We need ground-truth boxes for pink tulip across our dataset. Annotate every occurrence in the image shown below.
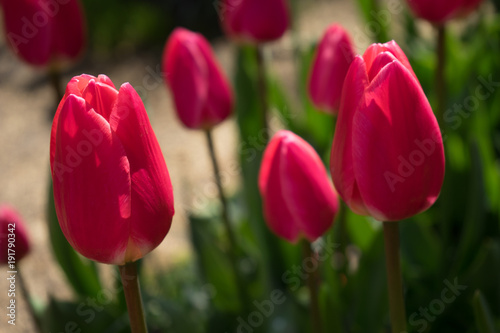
[50,74,174,265]
[259,130,339,243]
[330,41,445,221]
[163,28,233,130]
[308,24,356,114]
[0,205,31,264]
[406,0,483,24]
[0,0,86,66]
[220,0,290,43]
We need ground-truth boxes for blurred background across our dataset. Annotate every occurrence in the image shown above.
[0,0,499,332]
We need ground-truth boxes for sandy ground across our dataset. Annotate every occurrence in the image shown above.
[0,1,363,331]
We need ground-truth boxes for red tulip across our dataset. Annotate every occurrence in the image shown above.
[308,24,356,114]
[331,41,444,221]
[406,0,483,24]
[0,205,31,264]
[163,28,233,130]
[50,74,174,265]
[0,0,86,66]
[220,0,290,44]
[259,130,339,243]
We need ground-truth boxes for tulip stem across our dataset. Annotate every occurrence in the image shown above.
[119,262,148,333]
[302,240,323,333]
[383,222,407,333]
[255,46,269,139]
[17,269,43,333]
[49,64,64,106]
[205,129,249,312]
[436,25,446,127]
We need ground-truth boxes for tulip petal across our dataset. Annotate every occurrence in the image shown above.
[363,41,417,80]
[199,40,234,128]
[0,0,52,65]
[223,0,289,43]
[50,0,86,60]
[51,75,116,174]
[52,95,132,264]
[82,79,119,121]
[0,0,85,65]
[308,24,355,113]
[260,137,302,242]
[0,205,31,263]
[352,61,444,221]
[406,0,476,24]
[109,84,174,263]
[367,51,397,82]
[331,56,370,215]
[282,137,338,242]
[164,29,209,129]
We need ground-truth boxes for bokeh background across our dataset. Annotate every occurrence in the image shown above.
[0,0,499,332]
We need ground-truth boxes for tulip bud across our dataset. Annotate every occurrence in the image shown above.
[406,0,483,24]
[50,74,175,265]
[0,205,31,264]
[259,130,339,243]
[308,24,356,114]
[163,28,233,130]
[220,0,290,44]
[0,0,86,66]
[330,41,445,221]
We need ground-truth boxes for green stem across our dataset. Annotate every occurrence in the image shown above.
[205,129,249,312]
[119,262,148,333]
[17,269,43,333]
[383,222,407,333]
[369,0,389,42]
[49,64,63,104]
[436,25,446,127]
[255,46,269,140]
[302,240,322,333]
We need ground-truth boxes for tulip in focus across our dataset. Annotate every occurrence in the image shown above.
[220,0,290,44]
[0,205,31,264]
[308,24,356,114]
[259,130,339,243]
[50,74,174,265]
[406,0,483,24]
[0,0,86,66]
[331,41,445,221]
[163,28,233,129]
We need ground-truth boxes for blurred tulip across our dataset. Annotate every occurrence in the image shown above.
[406,0,483,24]
[163,28,233,129]
[331,41,445,221]
[308,24,355,114]
[50,74,174,265]
[0,204,31,264]
[0,0,86,66]
[259,130,339,243]
[220,0,290,43]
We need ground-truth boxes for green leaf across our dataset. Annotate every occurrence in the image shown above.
[452,141,489,274]
[473,290,498,333]
[319,284,343,332]
[234,46,292,290]
[189,213,240,312]
[43,298,126,333]
[353,0,389,42]
[345,212,379,252]
[348,230,388,333]
[47,181,102,298]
